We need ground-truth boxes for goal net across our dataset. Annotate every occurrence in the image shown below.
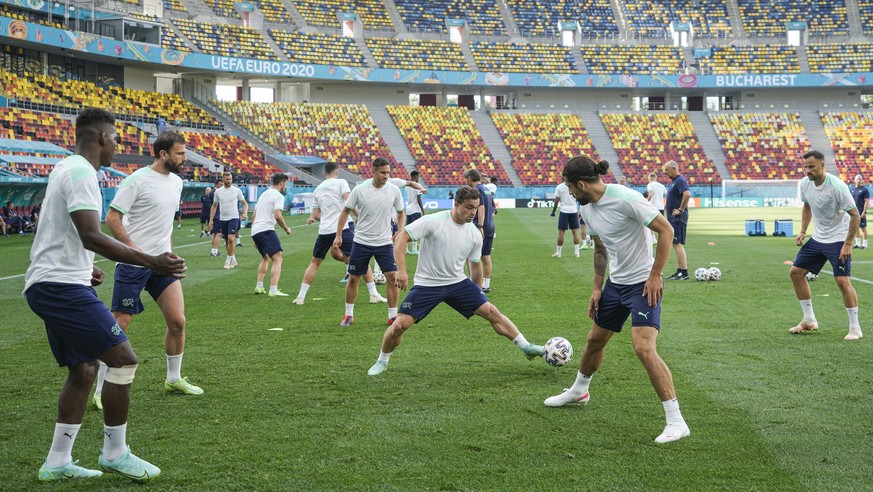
[721,179,802,207]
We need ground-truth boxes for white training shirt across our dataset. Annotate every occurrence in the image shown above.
[110,166,182,263]
[344,179,404,246]
[406,186,423,215]
[251,188,285,236]
[646,181,667,211]
[25,155,102,291]
[485,183,497,194]
[213,185,245,221]
[312,178,351,235]
[581,185,660,285]
[800,173,856,243]
[554,182,580,214]
[405,210,483,287]
[389,177,408,188]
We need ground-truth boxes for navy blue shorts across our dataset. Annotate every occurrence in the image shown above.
[253,230,283,258]
[391,221,398,234]
[481,224,495,256]
[794,238,851,276]
[211,215,221,234]
[407,212,422,225]
[26,282,128,367]
[220,218,240,238]
[174,210,181,220]
[348,242,397,276]
[400,278,489,323]
[861,216,868,228]
[200,210,210,224]
[313,228,354,259]
[670,220,686,245]
[593,279,661,332]
[558,212,580,231]
[111,264,178,314]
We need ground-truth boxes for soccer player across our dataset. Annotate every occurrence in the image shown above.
[198,187,213,238]
[209,179,223,256]
[333,157,405,326]
[646,172,668,243]
[543,156,690,444]
[550,179,582,258]
[94,131,203,410]
[850,174,869,249]
[210,172,248,269]
[664,161,690,280]
[789,151,862,340]
[25,108,186,481]
[464,169,495,292]
[366,185,545,376]
[252,173,292,297]
[484,175,498,195]
[293,163,384,305]
[405,170,426,254]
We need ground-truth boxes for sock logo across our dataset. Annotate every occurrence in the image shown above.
[63,432,75,440]
[104,431,112,439]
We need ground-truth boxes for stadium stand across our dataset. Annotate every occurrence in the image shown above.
[862,0,873,34]
[203,0,240,19]
[0,139,70,178]
[579,45,682,75]
[806,43,873,73]
[0,70,74,108]
[0,4,66,28]
[697,45,800,74]
[216,101,407,179]
[292,0,393,29]
[709,112,810,180]
[491,112,607,185]
[163,0,187,12]
[386,105,508,185]
[471,42,577,74]
[270,30,366,66]
[620,0,732,38]
[161,24,188,52]
[394,0,506,35]
[171,19,279,61]
[599,113,719,185]
[738,0,848,37]
[366,38,468,71]
[820,112,873,181]
[181,132,282,181]
[506,0,618,38]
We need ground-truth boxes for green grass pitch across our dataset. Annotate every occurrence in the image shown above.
[1,207,871,491]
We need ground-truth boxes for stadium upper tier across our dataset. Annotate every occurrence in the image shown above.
[697,46,801,74]
[293,0,393,29]
[709,113,810,180]
[387,105,509,185]
[394,0,505,35]
[806,43,873,73]
[862,0,873,34]
[271,30,366,66]
[366,38,468,71]
[738,0,848,37]
[172,19,279,61]
[491,113,606,185]
[821,112,873,181]
[579,45,682,75]
[600,113,718,185]
[471,42,577,74]
[216,101,408,179]
[621,0,732,38]
[506,0,618,38]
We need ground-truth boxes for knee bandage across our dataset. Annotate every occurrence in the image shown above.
[105,365,137,385]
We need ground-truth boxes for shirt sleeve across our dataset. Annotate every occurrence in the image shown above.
[404,214,431,241]
[676,177,690,194]
[340,179,350,196]
[344,186,359,210]
[468,228,483,263]
[393,187,404,212]
[236,188,245,201]
[272,192,284,210]
[630,197,660,226]
[66,172,102,214]
[840,188,857,212]
[109,175,137,214]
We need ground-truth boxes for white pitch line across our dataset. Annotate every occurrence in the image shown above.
[818,269,873,285]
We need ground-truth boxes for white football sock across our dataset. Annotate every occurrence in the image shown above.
[864,240,869,248]
[377,351,392,363]
[556,245,563,254]
[256,281,264,289]
[800,299,817,322]
[102,423,128,462]
[297,283,310,299]
[574,244,580,254]
[269,285,278,294]
[847,307,860,330]
[662,398,686,426]
[166,353,182,383]
[46,423,81,467]
[388,307,398,318]
[345,303,355,316]
[366,282,379,296]
[569,371,592,395]
[512,334,529,349]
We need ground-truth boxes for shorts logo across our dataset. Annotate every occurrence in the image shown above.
[401,301,412,309]
[111,323,123,336]
[348,265,356,272]
[637,311,650,320]
[122,298,135,308]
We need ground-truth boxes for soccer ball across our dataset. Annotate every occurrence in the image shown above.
[373,272,387,285]
[694,268,710,281]
[707,267,721,281]
[543,337,573,367]
[806,272,818,282]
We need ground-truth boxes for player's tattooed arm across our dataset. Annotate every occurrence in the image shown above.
[592,236,607,288]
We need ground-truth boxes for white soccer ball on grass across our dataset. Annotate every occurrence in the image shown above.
[694,268,710,281]
[543,337,573,367]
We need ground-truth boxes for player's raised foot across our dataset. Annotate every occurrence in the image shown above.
[845,328,863,340]
[38,460,103,481]
[254,287,267,295]
[292,297,305,305]
[268,290,290,298]
[92,393,102,411]
[369,294,387,304]
[544,389,590,407]
[655,423,691,444]
[164,377,204,395]
[340,273,349,284]
[522,343,545,360]
[551,252,561,258]
[98,447,160,482]
[367,360,388,376]
[789,320,819,334]
[340,315,354,327]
